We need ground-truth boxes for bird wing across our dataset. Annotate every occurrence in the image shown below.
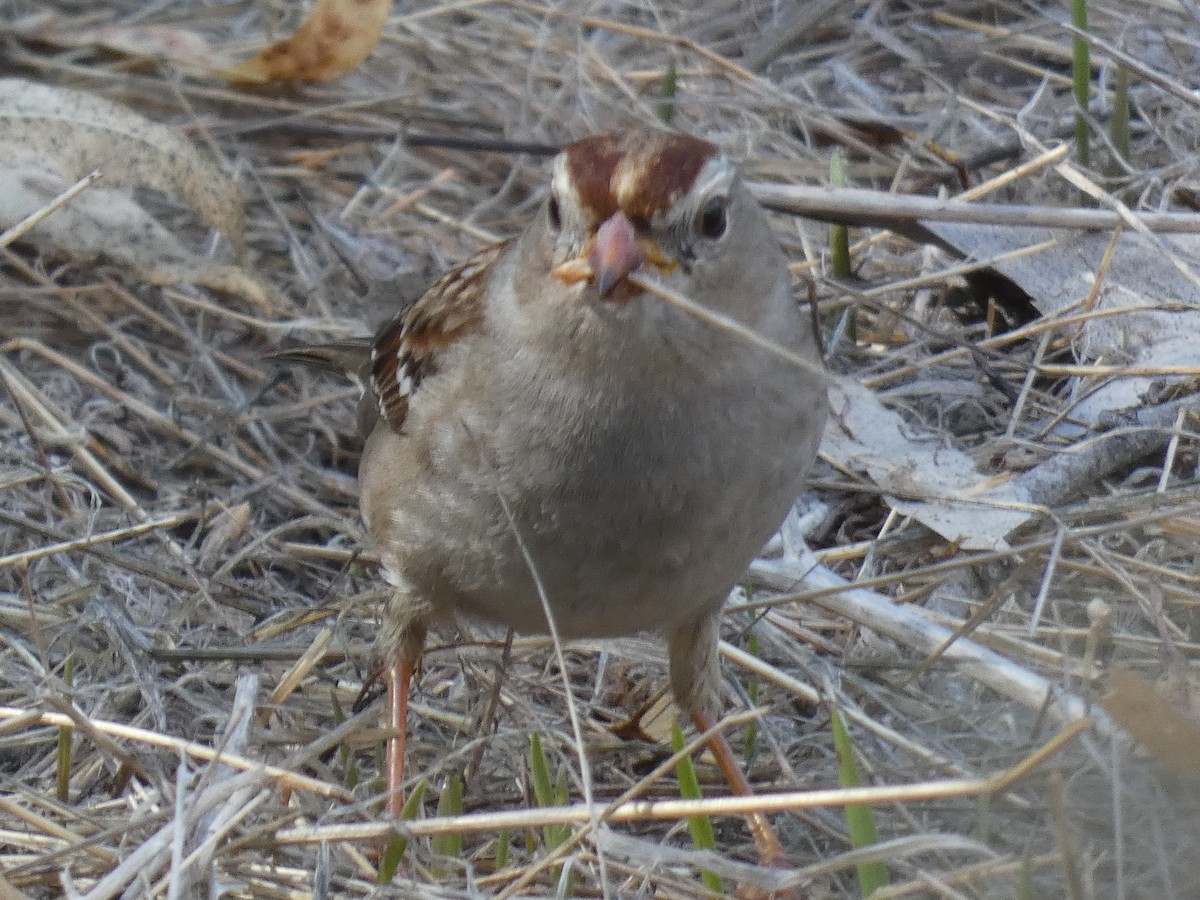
[369,238,512,433]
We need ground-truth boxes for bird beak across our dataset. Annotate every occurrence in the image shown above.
[552,211,675,299]
[588,211,643,298]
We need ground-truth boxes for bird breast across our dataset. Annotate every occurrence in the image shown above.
[360,318,824,641]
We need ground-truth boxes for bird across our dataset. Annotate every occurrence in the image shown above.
[277,128,827,872]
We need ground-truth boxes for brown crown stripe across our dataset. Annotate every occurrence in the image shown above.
[564,131,719,227]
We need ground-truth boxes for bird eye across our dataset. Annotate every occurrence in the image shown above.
[695,197,728,240]
[547,195,562,231]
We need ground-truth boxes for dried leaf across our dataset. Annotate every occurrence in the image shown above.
[0,159,268,310]
[218,0,393,84]
[197,502,252,567]
[29,23,218,70]
[0,79,243,256]
[1102,668,1200,776]
[928,222,1200,428]
[821,377,1032,550]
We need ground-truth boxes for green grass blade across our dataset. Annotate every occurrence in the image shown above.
[56,655,74,802]
[494,829,510,870]
[378,778,428,884]
[529,733,553,807]
[1111,64,1131,165]
[529,734,571,892]
[432,774,465,859]
[1016,855,1034,900]
[1072,0,1090,166]
[830,707,889,896]
[658,61,678,125]
[743,631,760,763]
[671,723,724,895]
[829,148,851,278]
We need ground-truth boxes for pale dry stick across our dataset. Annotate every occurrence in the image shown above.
[0,512,199,571]
[854,239,1058,301]
[955,144,1071,201]
[1063,22,1200,113]
[750,182,1200,234]
[721,638,1025,794]
[872,852,1062,899]
[0,171,101,249]
[864,299,1191,390]
[0,707,350,801]
[271,719,1086,845]
[502,0,882,159]
[0,360,145,516]
[167,290,360,337]
[256,628,333,729]
[629,275,825,380]
[80,770,271,900]
[1005,331,1053,439]
[371,167,458,224]
[1037,362,1200,378]
[749,549,1111,735]
[1,338,345,523]
[930,11,1090,69]
[413,202,500,244]
[0,796,117,865]
[1157,406,1190,493]
[1078,224,1124,319]
[1028,525,1067,637]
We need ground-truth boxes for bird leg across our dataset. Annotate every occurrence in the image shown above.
[670,615,802,894]
[386,660,413,817]
[692,708,789,868]
[380,585,429,817]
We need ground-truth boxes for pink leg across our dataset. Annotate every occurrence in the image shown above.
[386,661,412,817]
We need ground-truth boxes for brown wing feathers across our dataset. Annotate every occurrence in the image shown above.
[369,239,510,432]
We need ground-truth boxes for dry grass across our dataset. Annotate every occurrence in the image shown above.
[2,0,1200,897]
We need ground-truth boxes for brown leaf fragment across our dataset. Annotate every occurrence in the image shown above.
[218,0,394,84]
[197,502,252,569]
[1101,668,1200,776]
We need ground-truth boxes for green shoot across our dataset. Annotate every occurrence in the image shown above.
[829,148,851,279]
[1111,64,1131,166]
[659,61,678,125]
[330,690,358,790]
[671,723,724,895]
[378,779,428,884]
[529,733,572,892]
[830,707,889,896]
[743,631,760,763]
[494,829,510,870]
[1072,0,1090,166]
[1016,855,1034,900]
[56,655,74,802]
[432,774,465,861]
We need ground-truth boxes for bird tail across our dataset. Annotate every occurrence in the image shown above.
[269,340,371,383]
